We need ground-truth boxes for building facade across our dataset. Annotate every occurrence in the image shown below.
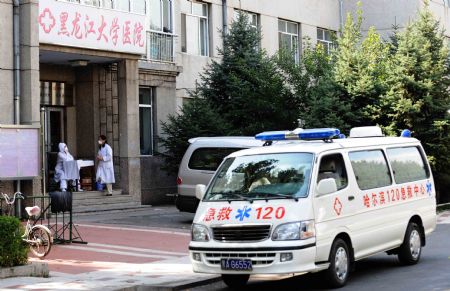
[0,0,447,205]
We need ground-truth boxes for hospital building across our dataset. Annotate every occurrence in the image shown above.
[0,0,448,211]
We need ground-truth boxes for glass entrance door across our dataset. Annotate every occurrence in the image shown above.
[44,107,65,190]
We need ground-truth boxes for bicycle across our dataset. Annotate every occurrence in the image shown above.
[1,192,53,258]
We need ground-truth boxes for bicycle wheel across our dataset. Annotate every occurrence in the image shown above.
[28,226,52,258]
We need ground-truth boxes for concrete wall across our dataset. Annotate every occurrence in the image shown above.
[342,0,421,39]
[0,0,41,196]
[0,0,14,124]
[138,62,179,204]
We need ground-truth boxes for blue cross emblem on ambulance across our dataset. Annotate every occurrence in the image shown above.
[426,181,432,196]
[235,206,252,221]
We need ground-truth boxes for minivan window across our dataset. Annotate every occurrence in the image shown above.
[318,154,348,190]
[188,147,245,171]
[386,147,429,184]
[204,153,313,201]
[349,150,392,190]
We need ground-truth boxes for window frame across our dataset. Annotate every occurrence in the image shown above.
[386,146,430,185]
[317,153,349,192]
[278,19,300,64]
[149,0,174,32]
[183,1,209,56]
[348,149,393,191]
[139,87,156,156]
[317,27,336,54]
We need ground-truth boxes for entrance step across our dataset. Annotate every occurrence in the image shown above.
[70,190,143,214]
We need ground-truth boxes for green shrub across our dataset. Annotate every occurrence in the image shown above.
[0,216,28,267]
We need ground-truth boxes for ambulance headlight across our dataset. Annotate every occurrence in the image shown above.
[272,221,315,241]
[192,224,210,242]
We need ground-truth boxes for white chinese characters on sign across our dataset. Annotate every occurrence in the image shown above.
[38,0,146,55]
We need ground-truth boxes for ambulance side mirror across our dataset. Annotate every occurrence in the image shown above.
[195,184,206,200]
[316,178,337,196]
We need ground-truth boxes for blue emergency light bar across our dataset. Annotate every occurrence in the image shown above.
[255,128,340,141]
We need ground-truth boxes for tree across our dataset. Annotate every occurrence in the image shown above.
[333,6,391,129]
[197,12,299,135]
[276,41,350,131]
[160,13,299,175]
[379,5,450,200]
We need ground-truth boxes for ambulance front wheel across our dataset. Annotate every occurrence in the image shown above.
[221,274,249,289]
[323,238,350,288]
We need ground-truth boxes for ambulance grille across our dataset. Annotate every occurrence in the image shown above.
[211,225,271,242]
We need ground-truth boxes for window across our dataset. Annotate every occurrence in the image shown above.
[234,10,260,49]
[114,0,130,11]
[150,0,173,32]
[181,1,209,56]
[188,148,244,171]
[317,154,348,190]
[132,0,146,14]
[386,147,429,184]
[349,150,392,190]
[233,10,259,30]
[139,88,155,155]
[317,28,336,54]
[278,19,300,63]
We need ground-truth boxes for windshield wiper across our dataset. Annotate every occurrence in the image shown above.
[250,192,299,202]
[208,192,253,203]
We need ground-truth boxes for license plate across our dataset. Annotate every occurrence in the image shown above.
[221,258,252,271]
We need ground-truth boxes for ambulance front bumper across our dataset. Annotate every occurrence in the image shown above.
[189,243,319,275]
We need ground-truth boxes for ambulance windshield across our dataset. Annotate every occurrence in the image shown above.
[204,153,314,201]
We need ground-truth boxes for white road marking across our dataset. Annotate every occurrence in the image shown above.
[74,223,191,236]
[58,245,178,260]
[86,243,187,256]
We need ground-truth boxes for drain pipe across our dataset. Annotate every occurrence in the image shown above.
[339,0,344,31]
[13,0,22,206]
[13,0,20,125]
[222,0,227,36]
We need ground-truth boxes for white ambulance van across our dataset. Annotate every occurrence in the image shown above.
[189,126,436,288]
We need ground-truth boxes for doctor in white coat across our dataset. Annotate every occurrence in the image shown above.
[96,135,115,196]
[54,143,74,192]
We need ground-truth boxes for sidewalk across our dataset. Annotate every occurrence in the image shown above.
[437,209,450,224]
[0,211,219,291]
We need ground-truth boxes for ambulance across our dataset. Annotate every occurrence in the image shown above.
[189,126,436,288]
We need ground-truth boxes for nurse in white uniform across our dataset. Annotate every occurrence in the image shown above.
[54,143,74,192]
[96,135,115,196]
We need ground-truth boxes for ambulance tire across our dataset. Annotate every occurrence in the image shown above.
[323,238,350,288]
[398,222,422,265]
[221,274,249,289]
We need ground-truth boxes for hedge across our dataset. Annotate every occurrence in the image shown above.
[0,216,28,267]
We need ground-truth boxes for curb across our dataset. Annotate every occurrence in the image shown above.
[119,275,222,291]
[437,203,450,213]
[0,261,49,279]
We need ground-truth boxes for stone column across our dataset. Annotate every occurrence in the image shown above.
[75,66,100,159]
[20,0,41,196]
[118,59,141,201]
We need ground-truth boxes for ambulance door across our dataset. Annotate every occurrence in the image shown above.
[346,149,396,258]
[313,152,358,263]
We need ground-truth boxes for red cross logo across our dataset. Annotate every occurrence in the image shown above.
[334,197,343,216]
[38,8,56,34]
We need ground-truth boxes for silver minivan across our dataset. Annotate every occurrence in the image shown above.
[176,137,263,212]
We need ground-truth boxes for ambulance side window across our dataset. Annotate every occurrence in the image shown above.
[349,150,392,190]
[386,146,429,184]
[317,154,348,190]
